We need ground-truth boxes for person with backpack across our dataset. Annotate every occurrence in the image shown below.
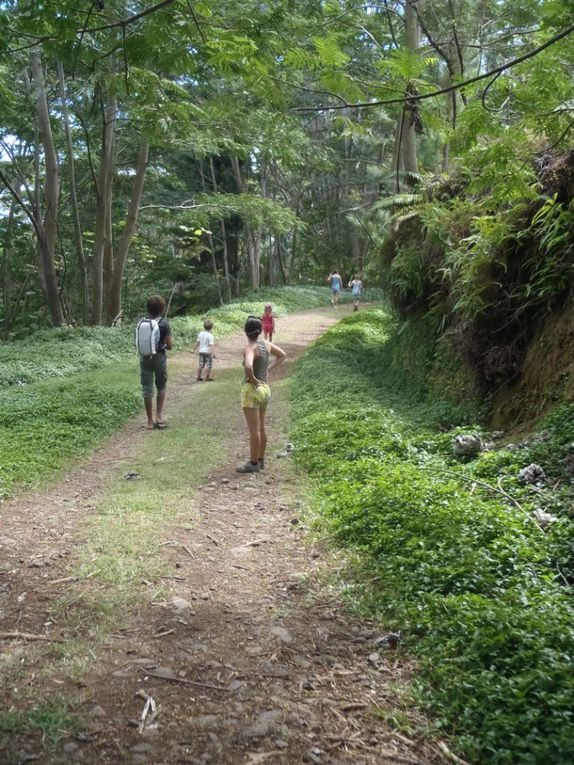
[136,295,173,430]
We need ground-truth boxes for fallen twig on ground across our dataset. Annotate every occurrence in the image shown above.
[181,544,195,558]
[420,466,543,533]
[436,741,472,765]
[0,631,63,643]
[244,538,270,547]
[152,628,175,638]
[136,689,161,734]
[144,670,227,692]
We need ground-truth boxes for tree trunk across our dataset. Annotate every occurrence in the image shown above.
[30,53,64,327]
[102,198,114,320]
[91,79,117,325]
[243,228,259,289]
[199,159,223,306]
[351,227,361,270]
[276,237,288,285]
[402,0,420,176]
[2,202,16,338]
[391,2,420,188]
[209,158,231,301]
[231,155,260,289]
[57,61,89,323]
[108,143,149,323]
[253,228,262,287]
[289,221,298,284]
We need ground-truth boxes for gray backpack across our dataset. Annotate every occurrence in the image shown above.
[135,317,161,357]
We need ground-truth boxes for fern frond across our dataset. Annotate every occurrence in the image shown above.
[374,193,422,211]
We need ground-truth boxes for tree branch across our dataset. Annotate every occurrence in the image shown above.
[82,0,177,34]
[481,70,505,111]
[139,202,236,211]
[0,138,38,214]
[9,0,177,52]
[0,169,42,238]
[382,0,399,48]
[268,75,349,105]
[447,0,465,78]
[544,119,574,152]
[420,465,543,534]
[294,23,574,112]
[186,0,207,43]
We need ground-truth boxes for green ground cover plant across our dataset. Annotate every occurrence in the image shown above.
[0,287,335,500]
[0,368,141,498]
[291,308,574,765]
[0,699,75,756]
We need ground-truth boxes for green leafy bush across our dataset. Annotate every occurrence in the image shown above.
[291,309,574,765]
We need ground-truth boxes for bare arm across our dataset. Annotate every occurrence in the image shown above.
[243,345,259,385]
[267,341,287,371]
[165,334,173,351]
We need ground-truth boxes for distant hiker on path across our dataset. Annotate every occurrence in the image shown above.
[193,319,216,381]
[237,316,287,473]
[348,276,363,311]
[136,295,173,430]
[261,302,276,341]
[327,270,343,306]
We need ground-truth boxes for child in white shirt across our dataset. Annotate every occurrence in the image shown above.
[193,320,215,381]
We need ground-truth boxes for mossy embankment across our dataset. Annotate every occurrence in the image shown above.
[374,151,574,430]
[291,308,574,765]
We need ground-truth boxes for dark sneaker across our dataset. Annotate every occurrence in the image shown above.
[258,458,265,470]
[236,461,260,473]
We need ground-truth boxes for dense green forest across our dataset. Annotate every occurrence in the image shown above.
[1,1,573,345]
[2,2,574,763]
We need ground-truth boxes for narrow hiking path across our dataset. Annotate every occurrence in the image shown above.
[0,307,448,765]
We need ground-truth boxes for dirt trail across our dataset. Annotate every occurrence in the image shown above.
[0,308,446,765]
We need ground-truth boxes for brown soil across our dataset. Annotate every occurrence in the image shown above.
[0,307,449,765]
[490,292,574,429]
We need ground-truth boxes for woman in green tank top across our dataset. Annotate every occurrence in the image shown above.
[237,316,287,473]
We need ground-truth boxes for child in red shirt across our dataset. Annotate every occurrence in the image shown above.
[261,302,276,341]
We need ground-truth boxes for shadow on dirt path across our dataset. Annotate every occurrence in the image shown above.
[0,306,448,765]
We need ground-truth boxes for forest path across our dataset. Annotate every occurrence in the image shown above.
[0,306,445,765]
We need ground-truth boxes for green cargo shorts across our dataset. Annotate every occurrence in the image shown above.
[140,352,167,398]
